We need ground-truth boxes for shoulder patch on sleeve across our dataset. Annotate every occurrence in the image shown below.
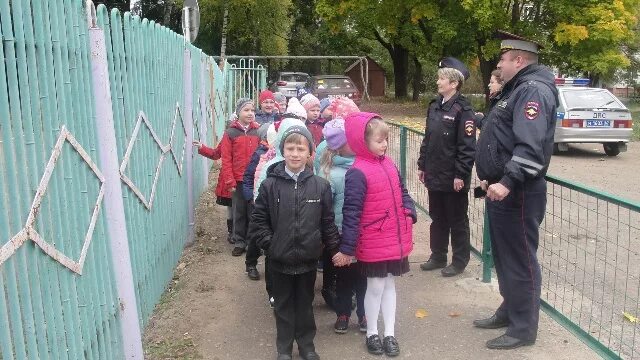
[525,101,540,120]
[464,120,474,136]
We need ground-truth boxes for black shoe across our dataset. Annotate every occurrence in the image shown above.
[441,264,464,277]
[365,335,384,355]
[231,247,245,256]
[383,336,400,357]
[300,351,320,360]
[276,354,292,360]
[358,316,367,333]
[246,266,260,280]
[334,315,349,334]
[486,334,535,349]
[473,314,509,329]
[419,259,446,271]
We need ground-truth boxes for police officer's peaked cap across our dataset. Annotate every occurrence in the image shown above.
[438,57,470,80]
[496,30,543,54]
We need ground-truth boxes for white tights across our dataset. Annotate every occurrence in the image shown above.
[365,274,396,337]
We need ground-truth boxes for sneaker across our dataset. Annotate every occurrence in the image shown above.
[383,336,400,357]
[334,315,349,334]
[358,316,367,333]
[246,266,260,280]
[269,297,275,308]
[365,334,384,355]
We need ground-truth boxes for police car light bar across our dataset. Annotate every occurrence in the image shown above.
[555,78,590,86]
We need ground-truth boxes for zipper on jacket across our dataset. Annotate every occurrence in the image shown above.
[363,210,389,231]
[379,158,404,260]
[293,179,299,274]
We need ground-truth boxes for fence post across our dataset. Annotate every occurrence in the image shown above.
[184,47,195,246]
[481,211,493,283]
[87,9,144,359]
[399,126,407,180]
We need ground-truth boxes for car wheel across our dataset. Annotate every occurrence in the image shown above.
[552,143,560,155]
[603,142,620,157]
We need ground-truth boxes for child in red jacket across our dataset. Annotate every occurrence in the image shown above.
[193,140,234,244]
[196,98,260,256]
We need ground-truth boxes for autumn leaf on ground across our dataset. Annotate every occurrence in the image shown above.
[415,308,428,318]
[448,312,462,318]
[623,312,638,323]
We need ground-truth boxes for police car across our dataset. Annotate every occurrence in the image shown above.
[554,78,633,156]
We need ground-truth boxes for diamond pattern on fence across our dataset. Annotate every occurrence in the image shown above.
[120,111,169,210]
[0,126,105,274]
[169,103,187,175]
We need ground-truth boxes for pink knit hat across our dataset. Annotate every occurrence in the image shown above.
[300,94,320,111]
[329,98,359,119]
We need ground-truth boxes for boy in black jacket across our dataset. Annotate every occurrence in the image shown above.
[250,125,340,360]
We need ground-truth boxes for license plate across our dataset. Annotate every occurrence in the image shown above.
[327,94,343,99]
[586,120,611,128]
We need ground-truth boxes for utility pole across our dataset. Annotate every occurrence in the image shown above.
[219,4,229,69]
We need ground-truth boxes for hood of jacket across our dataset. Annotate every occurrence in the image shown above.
[229,119,260,132]
[332,154,354,169]
[266,160,314,183]
[344,112,382,161]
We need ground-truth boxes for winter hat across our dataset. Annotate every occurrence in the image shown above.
[273,92,286,103]
[285,97,307,120]
[296,85,310,99]
[259,90,275,104]
[322,118,347,150]
[257,123,270,140]
[266,123,277,146]
[279,125,315,154]
[300,94,321,111]
[319,98,332,114]
[235,98,254,117]
[329,98,359,120]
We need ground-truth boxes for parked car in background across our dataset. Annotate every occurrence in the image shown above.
[554,78,633,156]
[305,75,361,105]
[270,72,309,99]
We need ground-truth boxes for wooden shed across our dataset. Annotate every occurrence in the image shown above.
[344,56,386,97]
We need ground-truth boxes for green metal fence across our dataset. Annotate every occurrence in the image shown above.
[0,0,227,358]
[388,122,640,359]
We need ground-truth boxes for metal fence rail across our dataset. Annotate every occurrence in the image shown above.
[0,0,225,358]
[388,122,640,359]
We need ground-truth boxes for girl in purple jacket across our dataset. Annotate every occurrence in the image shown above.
[333,112,417,357]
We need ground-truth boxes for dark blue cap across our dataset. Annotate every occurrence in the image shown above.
[438,57,470,80]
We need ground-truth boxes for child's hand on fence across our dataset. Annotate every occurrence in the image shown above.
[192,141,203,149]
[418,170,425,184]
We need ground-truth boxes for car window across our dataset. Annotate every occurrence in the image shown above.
[562,89,624,109]
[280,74,308,82]
[314,78,354,90]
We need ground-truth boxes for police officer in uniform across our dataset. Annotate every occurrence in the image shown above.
[473,31,558,349]
[418,57,476,277]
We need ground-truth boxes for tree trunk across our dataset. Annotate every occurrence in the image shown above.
[477,39,498,108]
[391,45,409,99]
[412,55,422,101]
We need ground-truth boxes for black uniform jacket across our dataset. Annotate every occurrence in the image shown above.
[475,64,559,190]
[249,161,340,275]
[417,93,477,192]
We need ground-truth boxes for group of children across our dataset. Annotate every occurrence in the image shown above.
[195,89,416,360]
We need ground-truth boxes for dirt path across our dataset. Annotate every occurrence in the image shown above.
[142,168,599,360]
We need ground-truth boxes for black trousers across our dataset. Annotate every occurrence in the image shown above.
[271,270,317,355]
[486,178,546,341]
[232,181,251,248]
[334,263,366,318]
[427,190,471,268]
[245,202,261,267]
[265,256,272,298]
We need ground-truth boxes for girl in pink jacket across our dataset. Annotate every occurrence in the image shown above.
[333,112,416,357]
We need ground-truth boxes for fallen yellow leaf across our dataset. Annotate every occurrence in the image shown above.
[623,312,638,323]
[415,308,428,318]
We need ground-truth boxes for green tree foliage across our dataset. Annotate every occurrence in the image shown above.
[194,0,292,56]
